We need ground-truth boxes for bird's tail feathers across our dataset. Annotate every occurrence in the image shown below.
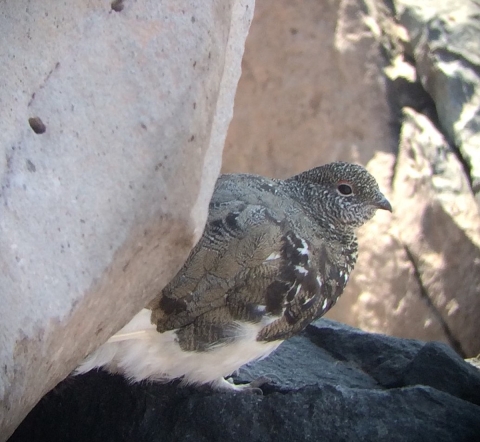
[107,330,150,343]
[74,308,156,375]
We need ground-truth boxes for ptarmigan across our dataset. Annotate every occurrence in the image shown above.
[76,162,392,391]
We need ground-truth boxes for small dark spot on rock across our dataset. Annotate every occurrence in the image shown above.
[290,28,298,35]
[188,135,195,142]
[208,52,211,59]
[155,162,163,171]
[193,61,196,68]
[123,260,131,272]
[193,102,196,110]
[28,117,46,134]
[26,159,36,172]
[80,219,86,224]
[111,0,124,12]
[191,16,195,23]
[140,123,147,130]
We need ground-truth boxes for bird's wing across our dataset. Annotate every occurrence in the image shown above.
[256,230,348,342]
[148,195,348,347]
[148,198,288,332]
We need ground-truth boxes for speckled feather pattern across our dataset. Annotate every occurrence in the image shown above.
[76,162,391,389]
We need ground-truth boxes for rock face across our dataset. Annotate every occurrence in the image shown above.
[0,0,254,439]
[223,0,480,357]
[396,0,480,197]
[223,0,395,177]
[9,320,480,442]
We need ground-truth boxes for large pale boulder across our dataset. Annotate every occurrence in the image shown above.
[0,0,254,439]
[223,0,480,357]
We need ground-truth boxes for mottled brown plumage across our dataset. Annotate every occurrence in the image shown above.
[76,162,391,390]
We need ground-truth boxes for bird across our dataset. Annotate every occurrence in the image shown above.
[75,162,392,392]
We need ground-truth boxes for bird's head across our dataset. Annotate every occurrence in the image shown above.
[288,161,392,228]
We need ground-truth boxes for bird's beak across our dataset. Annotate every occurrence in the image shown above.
[375,194,392,212]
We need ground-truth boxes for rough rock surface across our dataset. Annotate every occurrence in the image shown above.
[10,320,480,442]
[222,0,395,177]
[337,107,480,358]
[392,108,480,356]
[223,0,480,357]
[0,0,254,439]
[395,0,480,198]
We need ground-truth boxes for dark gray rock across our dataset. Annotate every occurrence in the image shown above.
[307,319,480,403]
[9,320,480,442]
[236,326,380,391]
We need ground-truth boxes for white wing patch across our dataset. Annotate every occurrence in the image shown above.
[294,265,309,275]
[253,304,267,314]
[296,238,309,256]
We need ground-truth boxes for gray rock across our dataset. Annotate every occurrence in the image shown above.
[0,0,254,439]
[391,107,480,358]
[394,0,480,199]
[308,320,480,406]
[9,320,480,442]
[238,332,380,391]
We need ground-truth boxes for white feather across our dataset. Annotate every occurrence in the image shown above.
[75,309,283,388]
[296,238,309,256]
[264,252,281,261]
[295,265,308,275]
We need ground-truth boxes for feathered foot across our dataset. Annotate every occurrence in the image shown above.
[212,376,273,394]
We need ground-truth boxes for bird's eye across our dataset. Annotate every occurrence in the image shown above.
[337,183,353,196]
